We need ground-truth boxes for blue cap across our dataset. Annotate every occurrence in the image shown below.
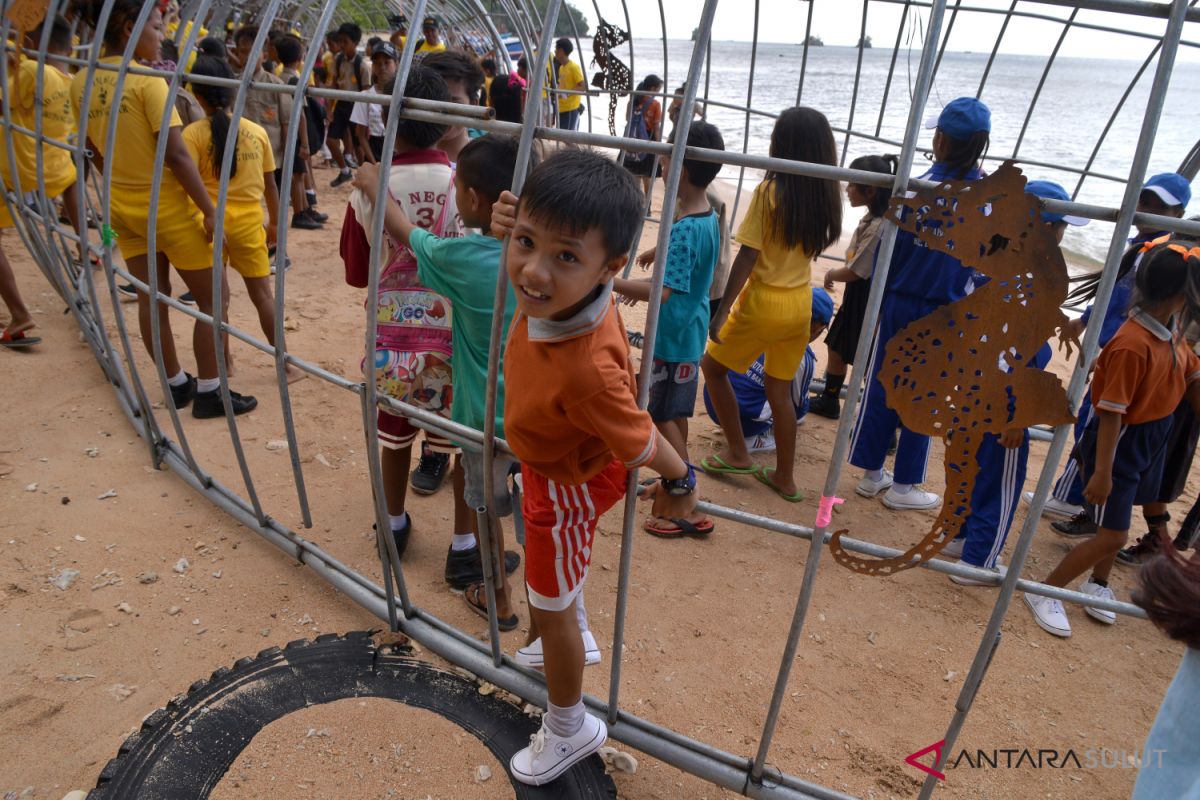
[1142,173,1191,209]
[811,286,833,326]
[1025,180,1089,226]
[924,97,991,140]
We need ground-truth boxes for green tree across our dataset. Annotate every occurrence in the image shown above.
[483,0,590,38]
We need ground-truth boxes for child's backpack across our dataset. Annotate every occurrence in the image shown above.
[623,100,651,165]
[334,51,366,90]
[287,75,326,151]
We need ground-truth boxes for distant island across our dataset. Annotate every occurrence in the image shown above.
[806,34,824,46]
[858,35,872,48]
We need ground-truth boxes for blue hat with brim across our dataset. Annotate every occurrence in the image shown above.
[1026,180,1089,226]
[811,287,834,326]
[924,97,991,141]
[1142,173,1191,210]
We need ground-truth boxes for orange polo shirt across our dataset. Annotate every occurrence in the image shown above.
[503,284,657,484]
[1091,310,1200,425]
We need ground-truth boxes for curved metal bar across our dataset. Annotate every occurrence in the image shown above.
[1013,6,1080,158]
[727,0,760,230]
[877,0,912,138]
[975,0,1018,98]
[794,0,815,105]
[840,0,871,166]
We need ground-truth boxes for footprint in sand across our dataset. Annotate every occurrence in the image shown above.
[62,607,105,652]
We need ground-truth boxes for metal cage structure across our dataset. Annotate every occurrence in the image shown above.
[3,0,1200,797]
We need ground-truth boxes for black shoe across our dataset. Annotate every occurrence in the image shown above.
[410,449,450,495]
[1116,534,1161,568]
[291,209,323,230]
[170,373,196,409]
[116,282,138,302]
[809,392,840,420]
[306,207,329,223]
[192,388,258,419]
[179,291,197,307]
[306,191,318,208]
[331,169,353,188]
[444,545,521,591]
[1051,511,1098,539]
[374,513,412,560]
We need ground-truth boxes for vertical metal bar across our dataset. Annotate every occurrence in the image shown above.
[794,0,816,105]
[975,1,1018,98]
[930,0,962,81]
[749,0,952,781]
[840,0,871,166]
[916,2,1192,795]
[727,0,760,229]
[605,0,720,726]
[1013,8,1080,159]
[876,0,911,138]
[478,0,565,664]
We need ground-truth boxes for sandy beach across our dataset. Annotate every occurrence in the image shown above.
[0,162,1191,799]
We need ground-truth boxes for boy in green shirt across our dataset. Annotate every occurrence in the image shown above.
[353,134,522,628]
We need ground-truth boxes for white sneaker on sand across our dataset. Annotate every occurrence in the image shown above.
[950,561,1007,586]
[882,486,940,510]
[1021,491,1083,520]
[1080,580,1117,624]
[940,537,965,559]
[514,630,601,669]
[745,432,777,453]
[1024,593,1071,637]
[856,469,894,498]
[510,714,607,785]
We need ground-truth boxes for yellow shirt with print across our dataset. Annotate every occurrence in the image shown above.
[1,57,76,198]
[556,58,584,112]
[70,55,190,214]
[734,180,813,289]
[182,118,276,208]
[416,40,447,57]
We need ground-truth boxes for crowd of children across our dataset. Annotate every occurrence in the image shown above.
[5,7,1200,786]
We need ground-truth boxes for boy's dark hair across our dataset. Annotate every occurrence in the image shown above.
[519,149,643,260]
[34,15,72,52]
[198,36,227,59]
[337,22,362,44]
[766,106,842,256]
[555,37,573,55]
[517,56,528,71]
[421,50,486,105]
[481,57,496,73]
[234,25,258,46]
[1132,239,1200,321]
[457,135,520,204]
[84,0,144,50]
[1133,542,1200,650]
[848,153,899,217]
[275,34,302,65]
[380,65,451,149]
[366,36,382,51]
[188,55,239,179]
[489,73,523,124]
[938,129,990,181]
[668,121,724,189]
[160,38,179,63]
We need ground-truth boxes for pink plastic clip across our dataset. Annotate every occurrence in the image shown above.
[815,495,845,529]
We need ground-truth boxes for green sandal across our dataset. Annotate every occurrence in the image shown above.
[699,453,757,475]
[754,466,805,503]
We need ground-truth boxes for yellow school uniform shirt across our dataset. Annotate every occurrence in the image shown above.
[734,180,812,289]
[322,51,336,86]
[415,40,447,56]
[556,59,584,112]
[1,57,76,199]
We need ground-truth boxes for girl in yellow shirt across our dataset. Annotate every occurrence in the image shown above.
[183,56,302,383]
[71,0,255,416]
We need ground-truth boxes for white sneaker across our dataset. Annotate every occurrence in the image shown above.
[1021,491,1083,520]
[1080,580,1117,625]
[882,486,940,510]
[745,432,776,453]
[856,469,894,498]
[510,714,607,785]
[940,537,965,559]
[514,630,601,669]
[1024,593,1071,637]
[950,561,1008,586]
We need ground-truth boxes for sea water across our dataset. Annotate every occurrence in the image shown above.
[573,38,1200,268]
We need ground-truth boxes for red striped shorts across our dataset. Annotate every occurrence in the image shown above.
[521,459,628,612]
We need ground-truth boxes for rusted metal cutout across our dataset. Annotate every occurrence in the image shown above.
[831,162,1077,575]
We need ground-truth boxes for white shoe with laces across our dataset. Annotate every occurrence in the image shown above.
[1080,580,1117,624]
[514,630,602,669]
[510,713,607,785]
[856,469,894,498]
[882,486,940,510]
[950,561,1008,586]
[745,432,777,453]
[1021,491,1083,520]
[1024,592,1072,637]
[940,537,965,559]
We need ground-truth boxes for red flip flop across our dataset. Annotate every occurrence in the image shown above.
[0,329,41,348]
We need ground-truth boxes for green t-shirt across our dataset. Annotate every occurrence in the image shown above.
[411,228,516,439]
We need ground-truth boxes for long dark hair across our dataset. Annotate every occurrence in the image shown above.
[937,129,989,180]
[633,74,662,111]
[188,55,238,179]
[848,153,899,218]
[1067,215,1199,310]
[765,106,842,256]
[489,72,524,124]
[1131,238,1200,330]
[1133,537,1200,650]
[82,0,145,51]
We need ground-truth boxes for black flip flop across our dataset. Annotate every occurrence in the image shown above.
[644,517,715,539]
[463,582,519,631]
[0,330,41,349]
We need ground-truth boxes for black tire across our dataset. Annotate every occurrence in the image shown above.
[89,631,616,799]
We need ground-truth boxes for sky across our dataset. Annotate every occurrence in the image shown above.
[567,0,1200,62]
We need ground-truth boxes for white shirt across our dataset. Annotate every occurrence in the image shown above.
[350,85,386,137]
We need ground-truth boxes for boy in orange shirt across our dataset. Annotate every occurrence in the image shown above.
[492,149,711,784]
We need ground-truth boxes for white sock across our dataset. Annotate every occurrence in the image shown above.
[389,512,409,531]
[341,166,351,175]
[451,532,476,551]
[196,378,221,393]
[575,591,589,633]
[892,482,913,495]
[167,369,188,387]
[545,700,585,738]
[865,468,884,483]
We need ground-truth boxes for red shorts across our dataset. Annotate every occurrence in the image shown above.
[522,459,628,612]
